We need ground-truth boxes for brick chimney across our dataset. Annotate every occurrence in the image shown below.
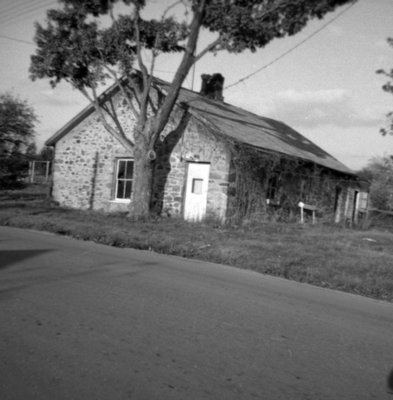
[200,73,224,101]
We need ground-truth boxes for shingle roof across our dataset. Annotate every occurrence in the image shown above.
[160,82,354,175]
[47,77,354,175]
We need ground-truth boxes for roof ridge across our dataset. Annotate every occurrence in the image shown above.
[46,72,355,176]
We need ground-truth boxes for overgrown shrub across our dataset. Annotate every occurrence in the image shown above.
[0,154,29,189]
[226,144,348,223]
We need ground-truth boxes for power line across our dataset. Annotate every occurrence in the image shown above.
[0,0,31,15]
[0,0,53,19]
[225,2,357,91]
[0,3,53,26]
[0,33,34,46]
[0,0,54,26]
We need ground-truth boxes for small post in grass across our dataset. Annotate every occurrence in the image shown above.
[298,202,317,224]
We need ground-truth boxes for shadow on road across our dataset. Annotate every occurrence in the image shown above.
[0,250,52,270]
[388,368,393,394]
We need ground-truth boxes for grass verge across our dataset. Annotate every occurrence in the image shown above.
[1,186,393,302]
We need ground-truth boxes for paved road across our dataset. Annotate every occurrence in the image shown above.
[0,226,392,400]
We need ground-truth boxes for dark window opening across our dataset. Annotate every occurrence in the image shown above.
[266,175,278,200]
[334,187,342,212]
[115,159,134,200]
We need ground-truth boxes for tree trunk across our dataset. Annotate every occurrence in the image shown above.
[128,128,154,219]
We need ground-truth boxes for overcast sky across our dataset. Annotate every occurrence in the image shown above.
[0,0,392,171]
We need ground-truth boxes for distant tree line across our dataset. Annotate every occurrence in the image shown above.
[0,92,38,189]
[360,156,393,211]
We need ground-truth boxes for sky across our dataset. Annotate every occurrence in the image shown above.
[0,0,392,171]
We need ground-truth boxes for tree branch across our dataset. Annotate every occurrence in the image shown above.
[194,36,223,63]
[152,82,165,109]
[78,86,133,148]
[153,0,206,137]
[103,64,141,120]
[145,1,185,117]
[106,97,130,144]
[134,6,150,126]
[160,104,191,146]
[162,0,183,20]
[194,0,301,61]
[256,0,294,20]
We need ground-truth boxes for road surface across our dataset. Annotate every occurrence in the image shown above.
[0,226,392,399]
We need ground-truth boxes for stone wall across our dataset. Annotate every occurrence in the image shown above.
[52,94,231,219]
[156,116,231,219]
[52,92,135,212]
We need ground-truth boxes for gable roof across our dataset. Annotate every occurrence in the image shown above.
[46,83,128,149]
[47,77,354,175]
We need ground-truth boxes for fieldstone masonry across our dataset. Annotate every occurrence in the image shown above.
[52,92,231,219]
[158,118,230,219]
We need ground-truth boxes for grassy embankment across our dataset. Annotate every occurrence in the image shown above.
[1,184,393,302]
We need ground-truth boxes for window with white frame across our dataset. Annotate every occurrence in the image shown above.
[115,159,134,201]
[357,191,368,211]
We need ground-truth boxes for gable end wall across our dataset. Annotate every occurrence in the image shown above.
[52,100,231,219]
[52,94,136,211]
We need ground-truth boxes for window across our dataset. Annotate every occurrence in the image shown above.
[266,175,279,201]
[357,192,368,211]
[192,178,203,194]
[115,159,134,200]
[300,177,313,202]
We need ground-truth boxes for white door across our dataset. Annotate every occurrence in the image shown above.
[184,162,210,221]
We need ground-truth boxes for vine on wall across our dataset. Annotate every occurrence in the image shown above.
[227,143,349,223]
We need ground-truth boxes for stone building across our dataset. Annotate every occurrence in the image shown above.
[46,74,367,223]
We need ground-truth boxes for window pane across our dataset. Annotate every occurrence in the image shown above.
[125,160,134,179]
[359,193,368,209]
[125,181,132,199]
[118,160,126,179]
[267,176,277,199]
[192,178,203,194]
[116,159,133,200]
[117,180,125,199]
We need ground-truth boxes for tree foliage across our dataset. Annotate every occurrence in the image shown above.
[376,37,393,136]
[0,92,37,156]
[0,93,38,189]
[30,0,356,218]
[359,156,393,211]
[40,146,55,161]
